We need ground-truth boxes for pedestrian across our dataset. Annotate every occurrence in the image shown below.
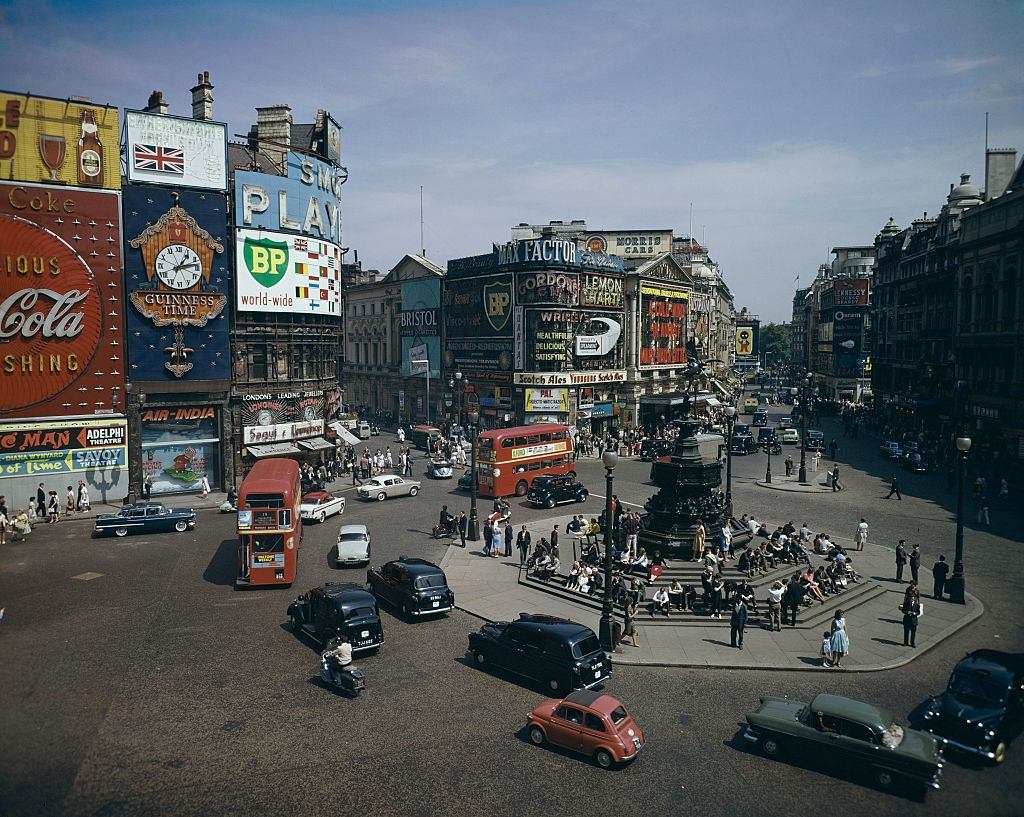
[351,460,362,486]
[65,485,75,515]
[831,464,842,492]
[810,450,819,472]
[999,478,1009,500]
[977,503,990,527]
[885,476,902,500]
[620,597,639,647]
[829,439,838,460]
[516,525,531,564]
[910,544,921,584]
[784,455,793,477]
[854,518,868,551]
[901,584,922,648]
[932,554,949,599]
[504,521,514,557]
[766,581,784,632]
[47,490,60,524]
[783,574,804,626]
[457,511,467,548]
[200,473,210,498]
[820,631,833,668]
[895,540,907,583]
[730,597,748,649]
[550,527,559,555]
[692,520,706,562]
[483,520,493,556]
[143,477,153,500]
[490,524,502,558]
[829,610,850,669]
[36,483,46,517]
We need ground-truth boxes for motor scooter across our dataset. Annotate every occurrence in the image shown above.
[219,500,236,513]
[487,500,512,527]
[320,652,366,698]
[432,519,460,539]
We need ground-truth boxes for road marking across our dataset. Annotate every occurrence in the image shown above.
[71,572,104,581]
[590,494,645,509]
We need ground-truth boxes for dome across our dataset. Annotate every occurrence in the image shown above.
[949,173,982,205]
[878,217,901,239]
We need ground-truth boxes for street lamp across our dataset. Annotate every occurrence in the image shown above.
[467,408,481,542]
[947,435,972,604]
[723,405,736,516]
[598,449,618,653]
[796,372,813,484]
[412,358,430,426]
[454,371,463,429]
[763,437,773,484]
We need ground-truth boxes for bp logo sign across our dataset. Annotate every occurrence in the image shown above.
[243,236,290,287]
[483,279,512,333]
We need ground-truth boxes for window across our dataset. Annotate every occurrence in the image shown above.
[584,713,606,732]
[556,706,584,725]
[838,719,875,744]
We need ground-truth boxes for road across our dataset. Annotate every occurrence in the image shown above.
[1,410,1020,817]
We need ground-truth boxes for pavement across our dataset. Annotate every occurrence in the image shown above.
[756,471,836,492]
[440,512,983,672]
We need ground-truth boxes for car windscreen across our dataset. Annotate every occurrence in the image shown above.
[339,532,368,542]
[414,574,447,590]
[572,634,602,659]
[949,670,1010,706]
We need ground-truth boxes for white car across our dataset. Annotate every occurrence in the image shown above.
[779,428,800,445]
[357,475,421,501]
[299,491,346,522]
[335,524,371,567]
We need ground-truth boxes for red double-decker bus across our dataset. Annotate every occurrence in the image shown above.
[474,423,575,498]
[236,459,302,588]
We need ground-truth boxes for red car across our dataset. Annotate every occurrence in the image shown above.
[526,690,644,768]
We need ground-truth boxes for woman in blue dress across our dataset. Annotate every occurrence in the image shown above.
[830,609,850,668]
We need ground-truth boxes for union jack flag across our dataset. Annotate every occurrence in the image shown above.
[133,144,185,174]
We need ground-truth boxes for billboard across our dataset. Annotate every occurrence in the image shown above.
[583,230,672,260]
[495,238,623,273]
[241,391,324,445]
[401,278,441,378]
[525,388,568,413]
[832,278,869,307]
[639,283,688,369]
[235,150,344,244]
[0,91,120,189]
[442,274,514,373]
[524,309,624,372]
[0,418,126,479]
[0,182,124,419]
[140,405,220,495]
[123,185,230,382]
[235,229,341,315]
[324,114,342,165]
[735,321,760,361]
[124,110,227,190]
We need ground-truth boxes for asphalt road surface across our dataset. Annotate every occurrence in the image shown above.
[2,413,1021,817]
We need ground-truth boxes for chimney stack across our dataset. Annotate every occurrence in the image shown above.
[190,70,214,121]
[255,104,293,173]
[144,90,168,115]
[985,148,1017,201]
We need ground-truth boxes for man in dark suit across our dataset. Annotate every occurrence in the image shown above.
[886,476,902,500]
[730,598,748,649]
[504,521,514,557]
[36,483,46,516]
[457,511,467,548]
[895,540,907,583]
[516,525,531,564]
[910,544,921,584]
[782,574,804,626]
[932,555,949,599]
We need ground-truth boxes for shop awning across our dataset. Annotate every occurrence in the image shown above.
[247,442,301,458]
[710,378,731,397]
[297,436,335,451]
[328,422,361,446]
[640,395,690,407]
[702,396,723,408]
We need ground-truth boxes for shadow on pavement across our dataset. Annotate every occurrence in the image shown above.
[203,538,238,586]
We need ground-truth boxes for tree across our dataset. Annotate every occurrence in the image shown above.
[760,323,791,368]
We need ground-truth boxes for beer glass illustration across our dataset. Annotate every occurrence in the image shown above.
[39,133,66,181]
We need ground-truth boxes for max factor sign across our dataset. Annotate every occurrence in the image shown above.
[495,239,624,272]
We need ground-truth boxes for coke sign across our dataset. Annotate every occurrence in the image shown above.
[0,182,124,419]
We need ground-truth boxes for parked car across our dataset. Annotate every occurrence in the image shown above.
[730,434,758,456]
[426,459,454,479]
[880,441,904,460]
[526,690,645,769]
[779,428,800,445]
[527,475,589,508]
[299,491,346,523]
[287,583,384,653]
[744,692,945,792]
[334,524,371,567]
[638,439,673,462]
[903,452,930,473]
[923,650,1024,764]
[356,475,421,501]
[457,471,475,491]
[467,612,612,693]
[805,429,825,451]
[93,502,196,538]
[752,410,769,427]
[366,556,454,617]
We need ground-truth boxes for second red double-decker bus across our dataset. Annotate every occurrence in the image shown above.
[236,458,302,588]
[473,423,575,498]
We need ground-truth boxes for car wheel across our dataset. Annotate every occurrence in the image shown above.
[760,736,782,758]
[290,615,301,633]
[401,603,409,617]
[577,491,588,502]
[318,511,326,523]
[548,677,561,693]
[993,741,1008,764]
[114,527,128,537]
[174,521,188,532]
[515,480,528,497]
[376,492,386,502]
[529,726,545,746]
[567,471,576,480]
[546,497,556,509]
[594,748,614,769]
[873,768,896,790]
[409,486,419,496]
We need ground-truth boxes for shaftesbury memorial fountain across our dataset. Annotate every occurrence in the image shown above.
[638,354,727,558]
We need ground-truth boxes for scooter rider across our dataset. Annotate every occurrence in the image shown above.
[322,635,353,685]
[438,504,455,533]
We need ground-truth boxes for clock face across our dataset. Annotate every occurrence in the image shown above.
[155,244,203,290]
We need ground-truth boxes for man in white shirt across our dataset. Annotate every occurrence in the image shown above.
[766,581,784,631]
[652,587,670,616]
[855,518,869,551]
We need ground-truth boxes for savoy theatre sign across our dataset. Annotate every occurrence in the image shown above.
[514,370,626,386]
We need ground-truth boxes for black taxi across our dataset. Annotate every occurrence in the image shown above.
[287,583,385,653]
[527,475,589,508]
[366,556,455,618]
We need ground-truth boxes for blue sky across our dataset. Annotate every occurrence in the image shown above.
[2,0,1022,321]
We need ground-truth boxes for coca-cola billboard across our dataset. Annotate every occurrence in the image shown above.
[0,181,124,419]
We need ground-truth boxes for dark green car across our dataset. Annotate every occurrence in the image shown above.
[743,693,945,793]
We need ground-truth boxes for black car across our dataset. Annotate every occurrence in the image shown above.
[467,613,612,693]
[923,650,1024,764]
[457,471,474,491]
[752,410,769,427]
[638,439,673,462]
[287,583,385,653]
[756,427,778,445]
[732,423,751,438]
[730,434,758,455]
[366,556,455,617]
[527,475,589,508]
[93,502,196,538]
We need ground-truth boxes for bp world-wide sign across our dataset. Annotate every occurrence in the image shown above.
[236,228,341,315]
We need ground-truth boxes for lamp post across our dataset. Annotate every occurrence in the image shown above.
[412,358,430,426]
[454,370,464,429]
[598,449,618,653]
[763,438,773,484]
[723,405,736,516]
[796,372,812,483]
[467,408,481,542]
[947,435,972,604]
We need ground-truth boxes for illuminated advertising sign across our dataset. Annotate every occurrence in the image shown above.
[123,185,230,382]
[524,388,569,413]
[442,274,514,372]
[0,181,124,419]
[241,391,324,444]
[0,418,127,478]
[0,91,120,190]
[124,110,227,190]
[735,321,760,361]
[583,231,672,260]
[639,283,688,369]
[140,405,220,494]
[235,150,343,244]
[401,278,441,377]
[235,228,341,315]
[524,309,624,372]
[494,238,623,273]
[832,278,869,307]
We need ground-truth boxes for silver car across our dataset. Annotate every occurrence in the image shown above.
[357,475,421,501]
[335,524,371,567]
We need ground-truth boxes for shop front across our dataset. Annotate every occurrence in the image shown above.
[239,391,334,473]
[140,406,221,495]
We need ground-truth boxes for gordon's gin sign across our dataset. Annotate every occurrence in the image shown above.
[0,182,124,418]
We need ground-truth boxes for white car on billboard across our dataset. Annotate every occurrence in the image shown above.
[575,317,621,357]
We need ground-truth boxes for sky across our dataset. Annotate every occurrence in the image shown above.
[2,0,1022,322]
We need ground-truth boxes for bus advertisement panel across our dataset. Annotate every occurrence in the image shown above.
[473,423,574,497]
[236,458,302,587]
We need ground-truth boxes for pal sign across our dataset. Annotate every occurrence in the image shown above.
[235,151,344,243]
